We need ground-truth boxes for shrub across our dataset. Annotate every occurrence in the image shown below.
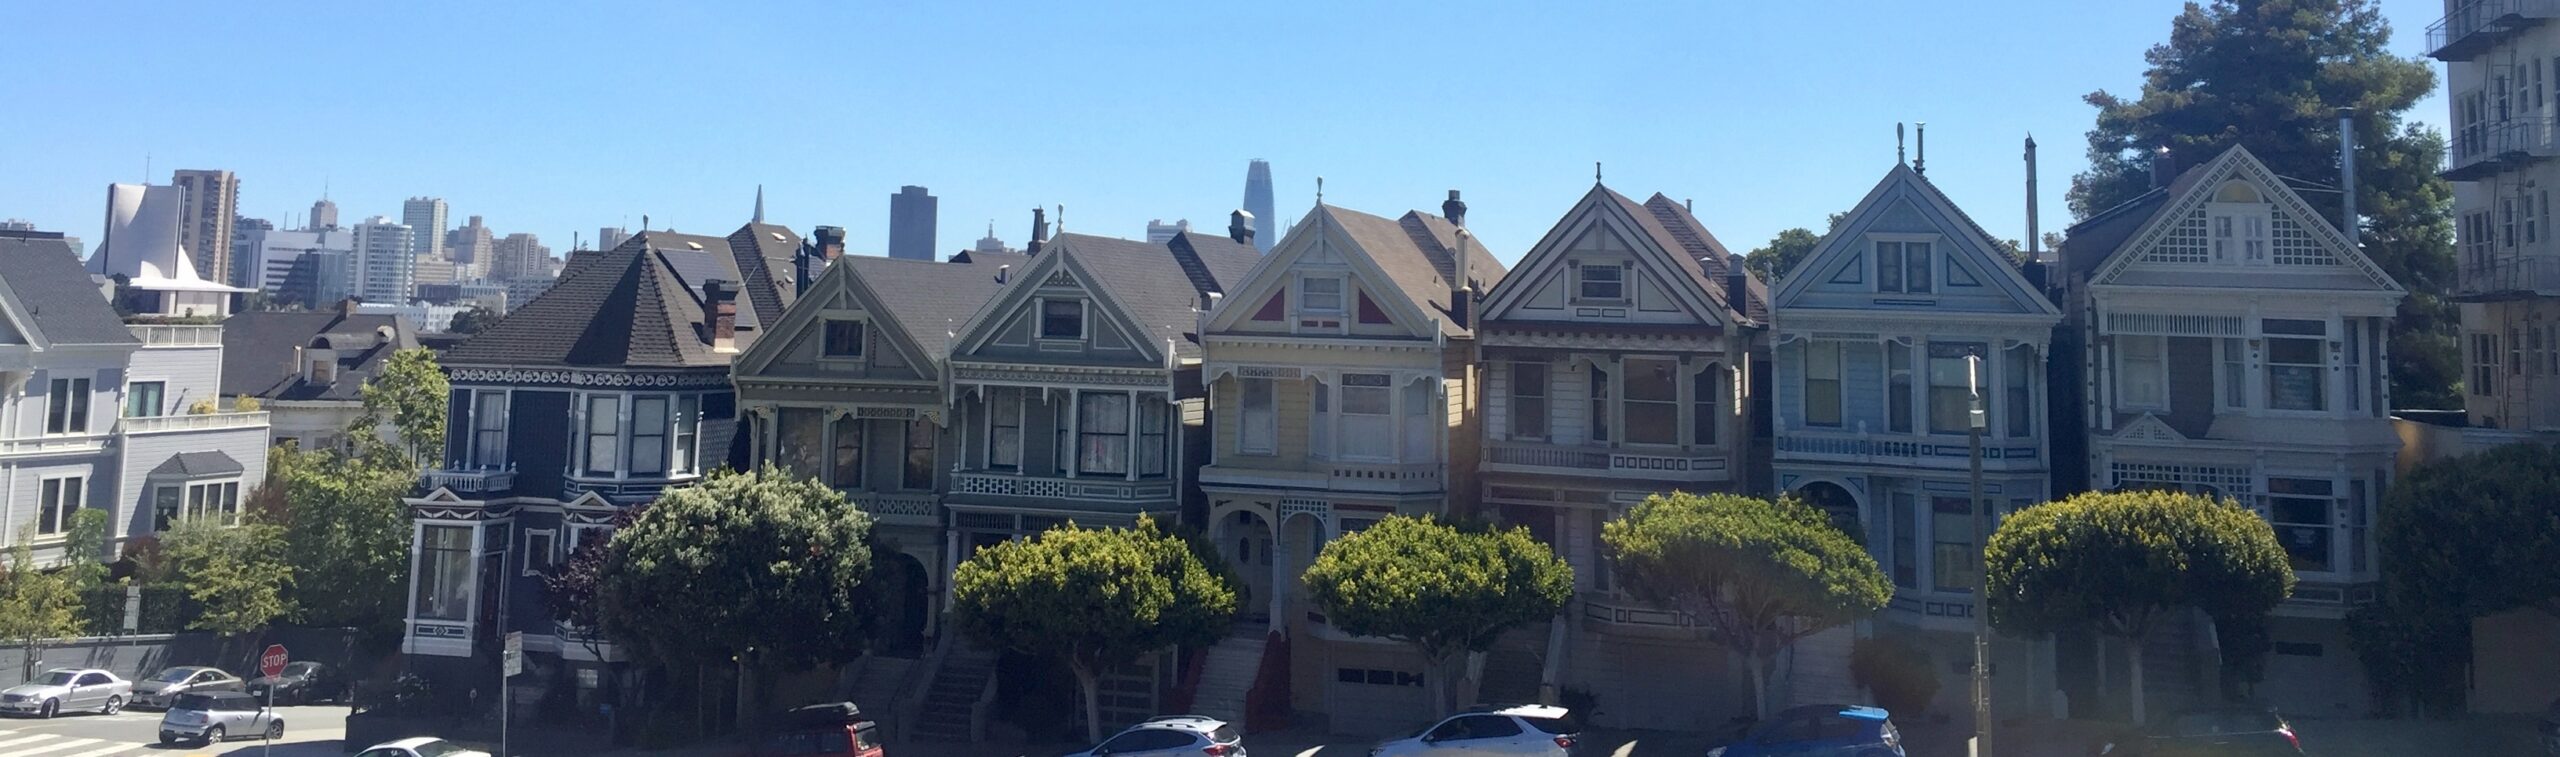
[1849,636,1941,717]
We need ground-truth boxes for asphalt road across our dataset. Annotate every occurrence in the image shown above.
[0,705,351,757]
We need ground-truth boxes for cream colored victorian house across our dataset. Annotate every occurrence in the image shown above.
[1195,198,1502,734]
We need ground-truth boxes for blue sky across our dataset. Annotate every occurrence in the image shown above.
[0,0,2449,267]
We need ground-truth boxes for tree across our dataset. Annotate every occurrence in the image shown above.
[1299,515,1571,715]
[598,466,876,721]
[1603,492,1890,718]
[160,521,295,636]
[1741,213,1846,284]
[1986,490,2292,724]
[950,517,1234,742]
[265,446,414,637]
[448,306,501,335]
[0,542,85,682]
[2352,442,2560,713]
[2065,0,2456,408]
[545,506,640,662]
[353,348,448,468]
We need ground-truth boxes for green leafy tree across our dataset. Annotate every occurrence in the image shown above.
[265,446,414,637]
[160,521,295,636]
[1986,490,2292,724]
[545,506,640,662]
[951,517,1234,742]
[1300,515,1571,715]
[0,542,86,682]
[353,348,449,468]
[598,466,875,721]
[1742,213,1846,284]
[448,306,501,335]
[61,510,109,590]
[2351,442,2560,713]
[1604,492,1890,718]
[2066,0,2456,408]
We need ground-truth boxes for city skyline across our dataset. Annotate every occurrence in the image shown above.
[2,2,2450,268]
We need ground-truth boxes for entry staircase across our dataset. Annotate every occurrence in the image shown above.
[1779,625,1863,708]
[1192,630,1267,724]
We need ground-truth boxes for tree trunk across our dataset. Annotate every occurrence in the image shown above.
[1424,651,1452,717]
[1748,653,1773,720]
[735,658,754,734]
[1072,661,1103,745]
[2127,641,2147,727]
[2092,636,2109,715]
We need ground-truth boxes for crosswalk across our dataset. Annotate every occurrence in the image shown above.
[0,727,184,757]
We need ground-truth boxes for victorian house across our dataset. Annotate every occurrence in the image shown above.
[401,224,799,697]
[1769,162,2062,716]
[2053,145,2402,717]
[1471,185,1767,731]
[732,245,1012,659]
[1194,198,1503,734]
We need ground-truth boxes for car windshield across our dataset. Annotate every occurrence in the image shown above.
[151,669,199,683]
[171,694,244,712]
[37,672,76,686]
[412,741,471,757]
[284,662,320,676]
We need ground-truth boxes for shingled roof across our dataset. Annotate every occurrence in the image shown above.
[1640,193,1769,324]
[442,225,793,369]
[1310,205,1509,337]
[221,309,419,401]
[842,255,1014,363]
[0,232,139,346]
[1042,232,1258,361]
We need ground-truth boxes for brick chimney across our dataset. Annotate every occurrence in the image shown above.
[1028,207,1049,255]
[1228,209,1256,246]
[705,279,740,353]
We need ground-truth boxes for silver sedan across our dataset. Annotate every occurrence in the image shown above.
[0,669,131,718]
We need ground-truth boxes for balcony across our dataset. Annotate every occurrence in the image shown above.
[852,492,941,525]
[422,467,514,496]
[1481,441,1730,483]
[2431,0,2560,59]
[1775,430,2042,470]
[2446,117,2560,180]
[128,323,223,347]
[0,432,109,458]
[948,472,1177,503]
[2458,255,2560,299]
[121,411,269,435]
[562,472,702,503]
[1199,460,1447,496]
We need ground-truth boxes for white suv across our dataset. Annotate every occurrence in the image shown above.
[1064,715,1245,757]
[1371,704,1580,757]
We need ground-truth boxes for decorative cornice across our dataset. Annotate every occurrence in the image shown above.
[1478,329,1729,353]
[1203,335,1438,353]
[951,363,1169,388]
[449,367,731,389]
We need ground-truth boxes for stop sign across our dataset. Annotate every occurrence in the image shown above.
[259,644,289,678]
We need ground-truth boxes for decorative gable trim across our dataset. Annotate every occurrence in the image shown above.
[2090,147,2403,292]
[949,243,1168,366]
[2113,413,2186,443]
[1774,164,2060,317]
[1203,206,1438,340]
[734,256,939,380]
[1480,185,1727,327]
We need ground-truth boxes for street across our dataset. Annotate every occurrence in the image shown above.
[0,705,350,757]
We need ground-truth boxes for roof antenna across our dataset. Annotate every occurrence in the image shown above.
[1914,122,1928,175]
[1896,123,1907,166]
[1056,204,1065,233]
[1316,177,1324,205]
[1595,162,1603,183]
[642,214,650,232]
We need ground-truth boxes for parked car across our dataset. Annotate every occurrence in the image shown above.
[354,737,492,757]
[0,668,131,718]
[246,661,341,705]
[157,691,281,746]
[1707,704,1903,757]
[1064,715,1243,757]
[131,666,244,710]
[756,702,885,757]
[1371,704,1578,757]
[2102,707,2301,757]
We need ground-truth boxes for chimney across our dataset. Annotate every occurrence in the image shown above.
[2152,146,2175,189]
[815,225,846,260]
[1442,189,1468,227]
[1028,207,1048,254]
[2026,134,2045,264]
[1914,122,1927,175]
[2339,107,2360,247]
[705,279,739,353]
[1228,209,1256,245]
[337,297,359,317]
[996,264,1010,284]
[1451,229,1475,329]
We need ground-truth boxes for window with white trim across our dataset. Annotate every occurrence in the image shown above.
[583,395,621,475]
[126,381,164,418]
[2115,335,2167,411]
[155,480,237,530]
[523,529,557,576]
[471,391,506,468]
[2264,319,2327,412]
[2209,183,2270,265]
[45,377,89,435]
[38,476,82,536]
[1040,299,1084,339]
[1298,276,1344,331]
[673,394,700,474]
[1138,397,1168,477]
[1340,374,1393,461]
[1510,363,1547,440]
[1576,263,1626,301]
[414,525,473,621]
[1931,496,1976,593]
[1928,343,1982,435]
[1401,379,1435,463]
[1239,378,1275,455]
[988,388,1023,470]
[1078,392,1130,475]
[776,407,823,480]
[904,419,936,489]
[1876,241,1932,293]
[2003,344,2034,438]
[2220,338,2249,410]
[630,396,669,475]
[1622,358,1678,445]
[830,415,863,489]
[1588,365,1610,443]
[1804,342,1843,427]
[1310,378,1332,458]
[1887,344,1912,433]
[1692,368,1719,446]
[2268,477,2336,574]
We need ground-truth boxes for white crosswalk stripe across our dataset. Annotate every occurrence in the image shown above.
[0,736,58,750]
[44,743,145,757]
[0,736,102,757]
[0,733,158,757]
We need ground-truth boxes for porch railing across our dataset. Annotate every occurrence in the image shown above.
[122,411,269,434]
[1483,442,1729,481]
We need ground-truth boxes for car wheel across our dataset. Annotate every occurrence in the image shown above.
[38,699,56,719]
[204,725,225,744]
[265,720,283,740]
[100,695,121,715]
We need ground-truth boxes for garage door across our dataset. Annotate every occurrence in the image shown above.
[1326,665,1431,736]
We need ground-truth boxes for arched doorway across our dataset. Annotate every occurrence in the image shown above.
[1794,480,1864,542]
[876,552,930,657]
[1217,509,1275,627]
[1278,513,1326,629]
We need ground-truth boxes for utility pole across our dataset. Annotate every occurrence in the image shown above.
[1967,351,1993,757]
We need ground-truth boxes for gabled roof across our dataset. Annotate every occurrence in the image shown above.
[442,225,794,369]
[956,232,1256,363]
[2061,145,2401,293]
[221,310,420,401]
[726,223,803,327]
[1480,183,1742,328]
[150,451,242,477]
[841,255,1013,363]
[1301,205,1505,337]
[0,232,138,346]
[1640,194,1769,323]
[1774,163,2059,317]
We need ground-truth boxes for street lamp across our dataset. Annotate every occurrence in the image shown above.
[1966,351,1993,757]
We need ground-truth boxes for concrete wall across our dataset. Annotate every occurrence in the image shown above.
[2471,608,2560,715]
[0,627,360,688]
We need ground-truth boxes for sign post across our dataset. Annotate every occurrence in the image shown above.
[259,645,287,757]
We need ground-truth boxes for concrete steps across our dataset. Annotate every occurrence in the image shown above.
[909,649,996,742]
[1781,625,1862,708]
[1193,633,1267,724]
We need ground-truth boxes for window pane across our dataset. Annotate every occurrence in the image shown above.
[1588,366,1610,442]
[1932,496,1977,593]
[673,395,699,472]
[990,389,1022,469]
[127,382,163,418]
[1906,242,1932,293]
[1877,242,1903,292]
[1929,344,1980,434]
[1512,363,1547,439]
[904,420,935,489]
[1041,300,1082,338]
[1342,382,1393,460]
[1805,343,1842,426]
[414,526,474,620]
[1139,397,1169,476]
[1890,493,1916,588]
[1079,393,1131,474]
[2267,337,2325,411]
[630,398,667,474]
[830,417,863,488]
[1580,264,1623,300]
[1401,381,1435,463]
[2005,345,2033,437]
[1888,345,1912,433]
[777,408,824,480]
[1692,369,1718,446]
[1303,277,1344,312]
[1241,379,1275,453]
[823,320,864,357]
[1623,358,1678,445]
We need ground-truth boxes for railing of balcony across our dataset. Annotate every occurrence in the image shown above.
[2429,0,2560,58]
[0,433,110,457]
[1775,431,2041,464]
[2449,117,2558,176]
[1483,442,1730,480]
[2461,255,2560,296]
[128,324,224,347]
[948,472,1178,501]
[423,467,515,494]
[122,411,269,434]
[855,492,940,519]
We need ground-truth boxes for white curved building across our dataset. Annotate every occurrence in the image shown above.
[91,183,248,317]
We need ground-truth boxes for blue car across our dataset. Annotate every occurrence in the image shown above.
[1708,704,1904,757]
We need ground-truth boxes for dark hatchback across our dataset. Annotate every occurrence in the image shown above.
[246,661,342,705]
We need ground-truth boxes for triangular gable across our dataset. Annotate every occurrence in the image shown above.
[2112,413,2186,443]
[950,245,1166,366]
[735,256,939,379]
[0,274,52,350]
[1774,164,2060,316]
[1206,206,1439,339]
[1480,184,1728,327]
[2090,146,2404,292]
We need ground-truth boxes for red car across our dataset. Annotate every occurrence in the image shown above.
[755,702,883,757]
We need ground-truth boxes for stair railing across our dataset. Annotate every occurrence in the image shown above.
[893,631,955,742]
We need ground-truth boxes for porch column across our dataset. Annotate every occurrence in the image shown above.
[1126,389,1140,482]
[942,527,962,611]
[1065,389,1080,476]
[1267,515,1286,631]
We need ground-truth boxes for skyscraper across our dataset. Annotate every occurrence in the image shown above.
[309,197,339,230]
[492,233,550,281]
[888,185,937,261]
[1146,219,1191,244]
[1243,159,1275,254]
[231,216,275,286]
[447,215,495,274]
[402,197,448,260]
[172,169,240,283]
[598,226,630,250]
[352,215,416,303]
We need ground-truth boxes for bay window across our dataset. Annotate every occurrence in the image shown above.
[1931,496,1976,593]
[1139,398,1169,477]
[776,407,823,481]
[2268,477,2335,573]
[1078,392,1131,474]
[904,420,936,489]
[1691,368,1718,446]
[583,396,621,475]
[1239,379,1275,454]
[2116,335,2166,410]
[2264,319,2327,411]
[1341,374,1393,460]
[1623,358,1678,445]
[1928,343,1982,435]
[1401,380,1435,462]
[1804,342,1842,427]
[2004,344,2034,437]
[2220,339,2248,409]
[989,389,1023,469]
[471,391,506,468]
[674,395,700,473]
[413,525,474,621]
[1510,364,1547,440]
[830,416,864,489]
[1588,366,1610,444]
[2343,320,2364,414]
[630,397,668,475]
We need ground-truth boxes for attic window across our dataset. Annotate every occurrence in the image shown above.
[1041,299,1085,340]
[823,320,865,358]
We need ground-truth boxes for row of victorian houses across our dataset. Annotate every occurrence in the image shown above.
[396,142,2407,737]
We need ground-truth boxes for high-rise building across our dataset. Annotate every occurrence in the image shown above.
[888,185,937,260]
[352,216,417,303]
[402,197,448,261]
[1244,159,1276,254]
[1146,219,1192,244]
[2437,9,2560,434]
[172,169,241,284]
[0,219,33,231]
[309,197,339,230]
[492,232,550,281]
[413,254,459,287]
[231,216,276,286]
[447,215,495,272]
[238,226,356,295]
[598,226,630,250]
[973,222,1012,256]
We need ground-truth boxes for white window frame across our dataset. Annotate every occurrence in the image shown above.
[1619,357,1680,447]
[2265,475,2339,577]
[522,529,558,576]
[672,394,701,474]
[125,381,165,419]
[582,394,621,476]
[1039,298,1086,341]
[1239,378,1276,455]
[1338,373,1395,462]
[2114,335,2169,412]
[821,318,866,359]
[470,390,508,469]
[1297,275,1346,333]
[2262,319,2330,414]
[157,479,240,529]
[45,376,90,435]
[1575,262,1627,303]
[986,388,1025,470]
[1803,342,1843,427]
[1873,238,1935,294]
[1510,362,1547,441]
[36,476,83,537]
